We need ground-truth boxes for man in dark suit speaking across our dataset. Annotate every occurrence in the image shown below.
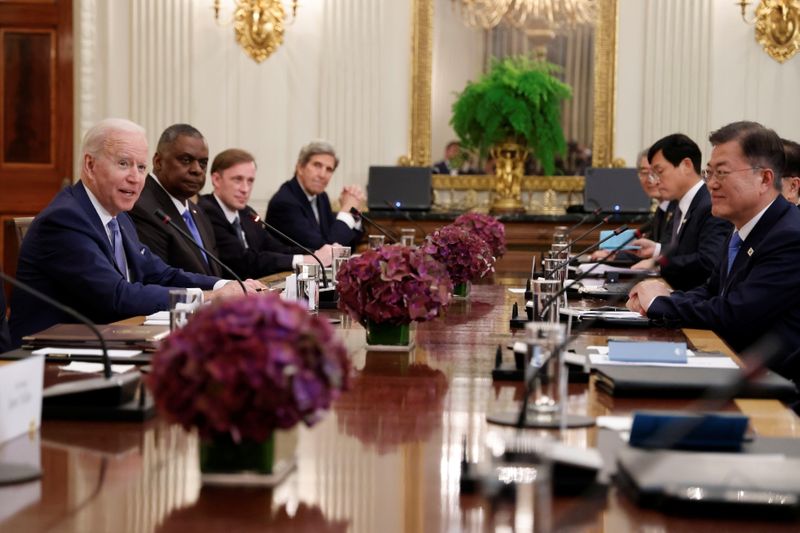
[628,122,800,383]
[9,119,263,346]
[199,148,333,279]
[130,124,221,277]
[629,133,731,290]
[266,141,364,250]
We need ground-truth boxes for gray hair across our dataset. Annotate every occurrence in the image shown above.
[296,140,339,169]
[636,148,649,165]
[82,118,146,157]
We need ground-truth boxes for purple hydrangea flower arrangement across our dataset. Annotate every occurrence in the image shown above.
[423,225,494,285]
[336,244,453,325]
[147,292,351,442]
[453,212,507,258]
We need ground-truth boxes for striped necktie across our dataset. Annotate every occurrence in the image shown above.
[107,218,128,279]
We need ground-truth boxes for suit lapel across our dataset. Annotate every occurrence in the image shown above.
[722,197,791,293]
[75,181,124,276]
[288,178,320,228]
[676,186,707,243]
[188,200,219,276]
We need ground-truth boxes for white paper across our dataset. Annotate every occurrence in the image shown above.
[588,353,736,369]
[59,362,130,374]
[145,311,169,321]
[596,415,633,432]
[0,355,44,444]
[507,287,527,294]
[32,347,142,359]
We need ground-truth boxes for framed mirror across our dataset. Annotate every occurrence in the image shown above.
[403,0,619,212]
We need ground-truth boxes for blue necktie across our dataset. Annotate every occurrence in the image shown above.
[181,209,209,265]
[726,232,742,275]
[107,218,128,279]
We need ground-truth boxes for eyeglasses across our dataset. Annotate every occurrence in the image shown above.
[647,171,662,184]
[701,167,761,184]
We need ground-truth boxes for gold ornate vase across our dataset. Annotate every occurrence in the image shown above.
[490,141,528,213]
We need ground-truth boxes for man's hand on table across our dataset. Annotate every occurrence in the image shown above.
[627,279,671,315]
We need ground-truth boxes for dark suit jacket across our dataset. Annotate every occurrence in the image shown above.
[648,195,800,382]
[129,175,221,276]
[432,161,451,174]
[9,181,218,345]
[650,201,677,244]
[660,186,731,290]
[0,282,10,353]
[198,194,297,278]
[265,177,361,249]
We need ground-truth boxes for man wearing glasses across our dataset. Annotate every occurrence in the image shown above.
[628,122,800,384]
[628,133,731,290]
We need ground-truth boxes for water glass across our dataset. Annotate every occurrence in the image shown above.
[552,225,569,245]
[524,321,567,416]
[331,245,351,282]
[168,288,203,331]
[368,234,385,249]
[295,262,319,312]
[400,228,416,247]
[530,278,561,323]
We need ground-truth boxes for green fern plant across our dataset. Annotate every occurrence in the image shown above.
[450,56,572,175]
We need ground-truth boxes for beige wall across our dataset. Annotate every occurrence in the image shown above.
[616,0,800,165]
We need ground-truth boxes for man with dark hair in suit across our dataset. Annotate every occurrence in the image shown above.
[9,119,263,346]
[199,149,333,278]
[628,121,800,383]
[130,124,220,276]
[629,133,731,290]
[266,141,365,250]
[779,138,800,206]
[432,140,465,175]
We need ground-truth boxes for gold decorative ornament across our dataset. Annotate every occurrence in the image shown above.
[213,0,299,64]
[451,0,597,32]
[490,142,529,212]
[737,0,800,63]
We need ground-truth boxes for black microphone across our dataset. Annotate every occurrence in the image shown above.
[383,200,428,238]
[565,206,602,236]
[545,225,631,279]
[537,229,653,320]
[350,207,399,243]
[0,270,141,407]
[247,210,330,289]
[153,209,247,295]
[564,214,613,250]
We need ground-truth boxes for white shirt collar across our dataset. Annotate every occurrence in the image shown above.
[737,198,776,241]
[677,180,704,219]
[83,183,115,237]
[213,193,240,225]
[150,173,189,215]
[658,200,670,212]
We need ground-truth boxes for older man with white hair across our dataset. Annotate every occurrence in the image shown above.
[9,118,263,346]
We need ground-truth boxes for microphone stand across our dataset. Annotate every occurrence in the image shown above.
[0,270,148,421]
[153,209,248,295]
[247,211,330,289]
[544,225,631,279]
[563,215,613,250]
[564,207,602,236]
[350,207,399,243]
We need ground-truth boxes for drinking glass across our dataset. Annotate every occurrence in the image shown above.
[400,228,416,247]
[331,245,351,282]
[169,288,203,331]
[368,234,385,249]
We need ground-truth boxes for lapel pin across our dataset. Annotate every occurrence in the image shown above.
[747,248,754,257]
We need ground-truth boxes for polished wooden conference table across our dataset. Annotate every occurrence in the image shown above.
[1,277,798,532]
